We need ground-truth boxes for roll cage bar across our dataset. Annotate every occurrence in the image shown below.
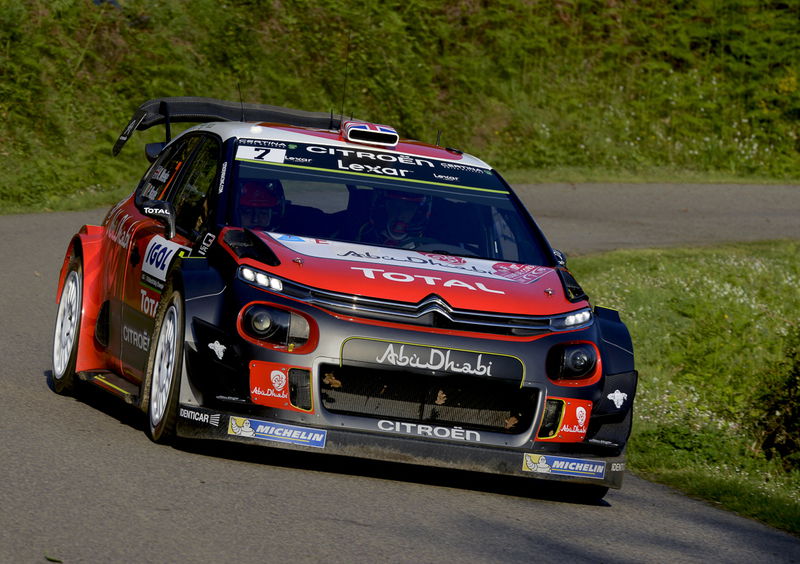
[113,96,346,156]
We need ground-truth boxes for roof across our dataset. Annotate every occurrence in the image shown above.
[112,97,490,168]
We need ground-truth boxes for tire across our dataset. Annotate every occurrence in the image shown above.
[52,256,82,395]
[145,286,184,443]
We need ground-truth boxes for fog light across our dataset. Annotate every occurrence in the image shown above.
[547,343,598,380]
[251,310,273,334]
[241,304,313,351]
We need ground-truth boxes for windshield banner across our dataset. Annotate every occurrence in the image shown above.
[236,139,506,192]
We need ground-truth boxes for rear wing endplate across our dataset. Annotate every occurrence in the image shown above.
[112,97,344,155]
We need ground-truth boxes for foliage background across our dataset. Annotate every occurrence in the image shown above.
[1,0,799,211]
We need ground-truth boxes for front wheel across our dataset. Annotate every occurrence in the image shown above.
[52,257,82,395]
[145,287,184,443]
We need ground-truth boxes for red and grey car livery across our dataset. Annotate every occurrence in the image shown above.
[53,97,637,499]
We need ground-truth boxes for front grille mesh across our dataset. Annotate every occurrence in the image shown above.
[319,364,537,434]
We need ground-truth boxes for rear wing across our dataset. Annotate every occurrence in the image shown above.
[112,97,344,155]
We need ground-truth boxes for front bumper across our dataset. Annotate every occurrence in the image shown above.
[176,403,627,488]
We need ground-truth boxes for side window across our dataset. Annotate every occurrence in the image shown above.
[136,136,201,201]
[171,138,221,239]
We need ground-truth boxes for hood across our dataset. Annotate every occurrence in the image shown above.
[245,232,585,316]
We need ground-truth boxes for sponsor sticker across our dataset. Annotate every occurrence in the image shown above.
[236,145,287,164]
[141,236,190,289]
[227,417,326,448]
[522,454,606,479]
[235,140,507,192]
[607,389,628,408]
[179,407,221,427]
[250,361,313,413]
[377,420,481,442]
[342,338,523,380]
[265,233,554,286]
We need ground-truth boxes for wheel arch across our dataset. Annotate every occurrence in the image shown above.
[57,226,108,373]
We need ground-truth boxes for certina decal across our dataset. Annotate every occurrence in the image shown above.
[266,233,552,285]
[607,389,628,408]
[228,417,326,448]
[208,341,226,360]
[238,139,288,149]
[378,420,481,442]
[353,267,504,294]
[440,162,490,174]
[179,407,221,427]
[522,454,606,479]
[122,325,150,351]
[376,343,493,376]
[141,236,189,283]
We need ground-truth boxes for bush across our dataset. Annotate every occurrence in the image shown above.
[752,325,800,472]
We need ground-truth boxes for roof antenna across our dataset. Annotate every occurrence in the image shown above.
[435,130,442,146]
[237,82,245,122]
[338,31,353,127]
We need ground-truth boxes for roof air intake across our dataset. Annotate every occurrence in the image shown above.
[342,121,399,147]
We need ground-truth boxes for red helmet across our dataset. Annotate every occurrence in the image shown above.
[239,180,285,229]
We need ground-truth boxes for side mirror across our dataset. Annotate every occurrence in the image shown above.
[145,142,166,163]
[139,199,176,239]
[553,249,567,267]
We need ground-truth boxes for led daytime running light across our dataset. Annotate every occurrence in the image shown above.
[239,266,284,292]
[551,308,593,331]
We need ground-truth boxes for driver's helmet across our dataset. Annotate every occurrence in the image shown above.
[239,179,285,229]
[372,189,432,243]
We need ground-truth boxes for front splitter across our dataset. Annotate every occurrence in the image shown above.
[176,404,626,489]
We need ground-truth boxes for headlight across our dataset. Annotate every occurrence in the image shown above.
[546,342,598,380]
[550,307,593,331]
[239,266,283,292]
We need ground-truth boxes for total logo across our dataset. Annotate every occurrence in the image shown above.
[140,288,159,317]
[351,267,504,294]
[142,236,189,283]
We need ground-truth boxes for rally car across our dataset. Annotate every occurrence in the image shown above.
[52,97,637,499]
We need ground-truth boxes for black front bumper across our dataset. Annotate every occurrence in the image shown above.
[176,404,627,489]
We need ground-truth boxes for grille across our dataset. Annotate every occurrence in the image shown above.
[319,364,537,434]
[281,282,555,336]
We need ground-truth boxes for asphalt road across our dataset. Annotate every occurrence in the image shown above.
[2,184,799,563]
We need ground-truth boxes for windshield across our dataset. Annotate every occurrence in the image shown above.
[230,140,552,265]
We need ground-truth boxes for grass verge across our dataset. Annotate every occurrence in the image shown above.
[571,241,800,535]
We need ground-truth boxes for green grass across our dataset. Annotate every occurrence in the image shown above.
[1,0,800,211]
[570,241,800,535]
